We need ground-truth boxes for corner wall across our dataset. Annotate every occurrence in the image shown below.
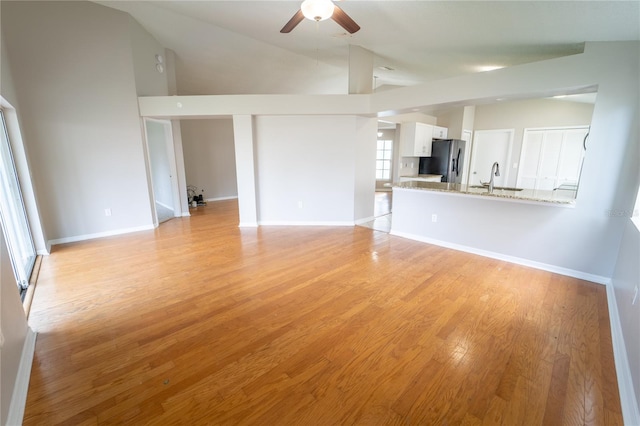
[1,1,160,243]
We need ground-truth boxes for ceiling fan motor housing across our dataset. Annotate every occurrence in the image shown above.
[301,0,335,22]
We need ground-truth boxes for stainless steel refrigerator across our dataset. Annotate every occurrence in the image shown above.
[418,139,466,183]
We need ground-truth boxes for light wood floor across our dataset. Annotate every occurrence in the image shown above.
[24,200,622,425]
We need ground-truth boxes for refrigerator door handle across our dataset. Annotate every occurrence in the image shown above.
[455,148,462,176]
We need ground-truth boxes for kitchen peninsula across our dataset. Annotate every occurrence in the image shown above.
[390,180,581,272]
[393,181,577,205]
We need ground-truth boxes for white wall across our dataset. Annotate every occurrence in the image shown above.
[612,220,640,418]
[1,1,163,243]
[146,120,174,209]
[610,96,640,418]
[128,16,169,97]
[435,107,465,140]
[181,119,238,201]
[254,116,358,225]
[232,115,258,226]
[354,117,377,221]
[0,227,30,425]
[0,33,48,255]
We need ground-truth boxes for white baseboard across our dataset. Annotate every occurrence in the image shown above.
[355,216,376,225]
[606,283,640,425]
[258,220,355,227]
[48,224,155,247]
[155,201,174,211]
[389,230,611,285]
[180,212,191,217]
[238,222,258,228]
[7,328,37,426]
[206,196,238,202]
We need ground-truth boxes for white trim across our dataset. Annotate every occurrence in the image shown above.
[355,216,376,225]
[258,221,355,227]
[180,212,191,217]
[48,224,155,247]
[6,328,37,426]
[155,201,174,211]
[606,283,640,425]
[206,196,238,202]
[238,222,258,228]
[389,230,611,285]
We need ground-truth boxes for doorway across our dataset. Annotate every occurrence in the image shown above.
[362,125,396,233]
[144,119,181,225]
[469,129,514,187]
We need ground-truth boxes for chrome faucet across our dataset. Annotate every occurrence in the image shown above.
[488,161,500,193]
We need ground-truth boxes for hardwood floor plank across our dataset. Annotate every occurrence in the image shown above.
[23,200,623,425]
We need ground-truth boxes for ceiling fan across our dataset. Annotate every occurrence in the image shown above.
[280,0,361,34]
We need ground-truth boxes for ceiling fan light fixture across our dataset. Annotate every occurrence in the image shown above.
[301,0,335,22]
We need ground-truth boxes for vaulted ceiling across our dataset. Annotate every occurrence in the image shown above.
[97,1,640,96]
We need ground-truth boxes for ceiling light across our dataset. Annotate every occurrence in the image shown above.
[476,65,504,72]
[301,0,335,22]
[378,66,395,71]
[377,131,383,137]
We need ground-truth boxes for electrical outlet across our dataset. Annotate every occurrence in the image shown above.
[633,285,639,305]
[104,208,112,217]
[432,214,438,223]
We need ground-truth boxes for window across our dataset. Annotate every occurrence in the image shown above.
[0,109,36,297]
[376,139,393,180]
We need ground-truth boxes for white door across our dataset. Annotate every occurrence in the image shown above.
[469,129,514,187]
[517,127,588,191]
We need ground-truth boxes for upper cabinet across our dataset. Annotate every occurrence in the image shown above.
[433,126,448,139]
[400,122,433,157]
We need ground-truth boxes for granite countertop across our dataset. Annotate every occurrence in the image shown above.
[393,181,577,205]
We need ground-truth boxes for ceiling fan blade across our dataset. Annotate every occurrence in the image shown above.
[331,5,360,34]
[280,9,305,33]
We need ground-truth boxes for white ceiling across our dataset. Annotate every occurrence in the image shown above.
[96,1,640,96]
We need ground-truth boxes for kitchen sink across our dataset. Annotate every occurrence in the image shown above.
[469,185,524,191]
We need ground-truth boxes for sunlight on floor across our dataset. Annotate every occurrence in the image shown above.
[359,191,392,233]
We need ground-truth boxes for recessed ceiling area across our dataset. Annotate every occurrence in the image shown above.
[96,1,640,96]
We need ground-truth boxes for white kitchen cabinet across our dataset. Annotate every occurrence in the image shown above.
[433,126,448,139]
[400,122,433,157]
